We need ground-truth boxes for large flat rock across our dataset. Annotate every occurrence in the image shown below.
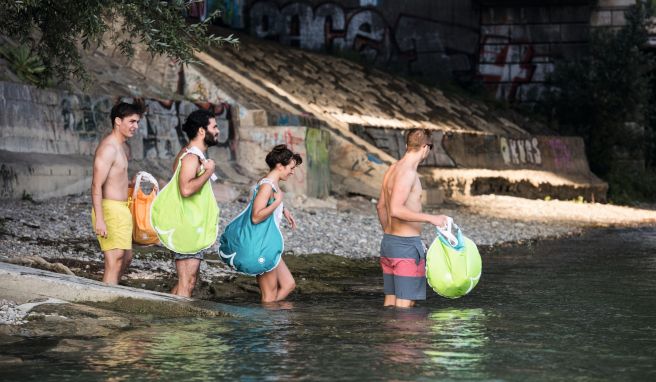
[0,262,181,304]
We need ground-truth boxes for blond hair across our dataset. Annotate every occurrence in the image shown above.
[405,129,432,151]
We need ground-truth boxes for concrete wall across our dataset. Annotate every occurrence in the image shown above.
[194,0,635,103]
[353,126,594,175]
[0,82,228,161]
[0,80,333,200]
[236,124,331,198]
[0,82,236,199]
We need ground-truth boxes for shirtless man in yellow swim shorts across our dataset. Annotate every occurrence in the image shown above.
[91,101,144,284]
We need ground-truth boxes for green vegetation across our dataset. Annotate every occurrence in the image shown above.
[0,44,49,86]
[542,3,656,203]
[0,0,238,86]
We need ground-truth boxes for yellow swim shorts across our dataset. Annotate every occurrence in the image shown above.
[91,199,133,252]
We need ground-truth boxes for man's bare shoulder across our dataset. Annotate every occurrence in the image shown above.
[94,136,119,158]
[179,152,201,169]
[393,161,417,178]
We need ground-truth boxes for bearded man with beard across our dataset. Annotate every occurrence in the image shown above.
[169,109,220,297]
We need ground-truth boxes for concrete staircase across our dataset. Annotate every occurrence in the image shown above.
[191,28,607,202]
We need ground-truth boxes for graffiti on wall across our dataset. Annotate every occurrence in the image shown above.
[58,94,237,160]
[499,137,542,166]
[142,100,179,160]
[478,35,554,102]
[352,126,456,167]
[247,1,475,78]
[188,0,244,28]
[60,95,112,138]
[546,138,573,171]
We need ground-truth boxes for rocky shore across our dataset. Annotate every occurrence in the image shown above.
[1,192,655,325]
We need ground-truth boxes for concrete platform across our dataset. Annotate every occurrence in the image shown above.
[0,262,182,304]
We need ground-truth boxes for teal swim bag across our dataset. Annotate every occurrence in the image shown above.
[218,180,283,275]
[426,218,482,299]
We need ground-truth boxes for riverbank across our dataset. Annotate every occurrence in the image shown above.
[1,192,655,320]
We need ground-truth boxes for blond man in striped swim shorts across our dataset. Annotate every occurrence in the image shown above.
[377,128,448,308]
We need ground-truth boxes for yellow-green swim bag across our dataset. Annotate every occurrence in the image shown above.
[426,218,481,299]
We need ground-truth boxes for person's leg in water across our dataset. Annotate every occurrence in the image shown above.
[383,295,416,308]
[257,259,295,303]
[384,294,397,307]
[103,249,126,284]
[120,249,133,279]
[394,298,416,308]
[172,258,201,297]
[274,259,295,300]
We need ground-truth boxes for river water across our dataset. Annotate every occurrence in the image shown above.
[2,228,655,381]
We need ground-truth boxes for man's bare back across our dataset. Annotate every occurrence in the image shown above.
[381,160,424,236]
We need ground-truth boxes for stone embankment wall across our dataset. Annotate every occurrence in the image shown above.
[0,82,330,200]
[353,126,590,175]
[352,125,608,202]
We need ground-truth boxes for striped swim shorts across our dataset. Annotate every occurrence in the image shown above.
[380,234,427,301]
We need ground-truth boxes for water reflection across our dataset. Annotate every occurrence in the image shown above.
[425,308,488,378]
[86,320,233,381]
[378,308,431,366]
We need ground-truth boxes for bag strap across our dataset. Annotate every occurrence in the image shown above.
[256,178,279,193]
[184,146,218,182]
[132,171,159,199]
[435,216,459,247]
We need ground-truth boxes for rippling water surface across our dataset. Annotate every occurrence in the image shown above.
[2,228,656,381]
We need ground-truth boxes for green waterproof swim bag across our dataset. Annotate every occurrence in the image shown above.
[150,149,219,254]
[426,218,481,299]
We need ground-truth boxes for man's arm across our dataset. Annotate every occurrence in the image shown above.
[91,144,115,237]
[376,186,388,231]
[389,171,446,227]
[178,155,215,197]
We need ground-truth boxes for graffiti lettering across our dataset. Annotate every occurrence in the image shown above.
[478,34,554,101]
[247,1,474,77]
[500,137,541,165]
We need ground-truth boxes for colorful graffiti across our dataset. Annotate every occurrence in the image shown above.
[247,1,475,78]
[478,34,554,102]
